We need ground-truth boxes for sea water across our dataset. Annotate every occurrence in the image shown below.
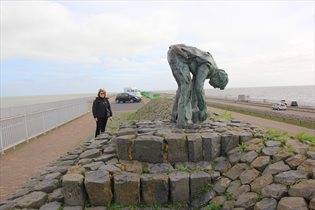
[204,85,315,107]
[1,93,95,108]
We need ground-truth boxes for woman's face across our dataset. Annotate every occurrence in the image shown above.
[99,91,106,98]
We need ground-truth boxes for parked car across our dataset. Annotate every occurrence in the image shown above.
[280,100,287,106]
[115,93,141,103]
[272,103,287,111]
[290,101,298,107]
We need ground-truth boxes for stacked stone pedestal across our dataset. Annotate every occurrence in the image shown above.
[116,121,252,164]
[6,119,315,210]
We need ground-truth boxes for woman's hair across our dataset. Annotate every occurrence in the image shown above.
[97,88,106,97]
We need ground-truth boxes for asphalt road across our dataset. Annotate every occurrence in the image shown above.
[110,101,144,111]
[206,98,315,123]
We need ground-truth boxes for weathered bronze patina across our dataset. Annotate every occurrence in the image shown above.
[167,44,229,128]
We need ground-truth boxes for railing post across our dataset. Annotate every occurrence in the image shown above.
[24,114,29,142]
[42,111,46,132]
[0,127,4,155]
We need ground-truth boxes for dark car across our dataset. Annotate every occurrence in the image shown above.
[291,101,298,107]
[115,93,141,103]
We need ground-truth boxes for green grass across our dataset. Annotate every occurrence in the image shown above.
[237,142,248,153]
[265,129,289,141]
[106,111,136,134]
[204,203,223,210]
[107,204,137,210]
[295,131,315,145]
[197,182,213,195]
[210,112,233,120]
[142,163,150,173]
[168,164,192,174]
[223,192,233,201]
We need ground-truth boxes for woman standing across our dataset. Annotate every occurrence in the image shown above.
[92,89,112,137]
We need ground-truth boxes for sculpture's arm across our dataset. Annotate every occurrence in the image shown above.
[194,64,211,112]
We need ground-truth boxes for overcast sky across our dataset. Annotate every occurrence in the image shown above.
[1,0,314,96]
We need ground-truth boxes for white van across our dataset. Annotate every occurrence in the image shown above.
[124,87,142,98]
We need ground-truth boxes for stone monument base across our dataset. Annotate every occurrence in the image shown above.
[116,120,253,163]
[3,118,314,210]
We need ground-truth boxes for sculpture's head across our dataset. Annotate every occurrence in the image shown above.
[209,69,229,90]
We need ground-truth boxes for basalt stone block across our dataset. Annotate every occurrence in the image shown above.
[251,156,270,172]
[288,179,315,199]
[224,163,249,180]
[148,163,174,174]
[119,160,143,174]
[63,207,83,210]
[263,161,290,175]
[16,191,47,209]
[277,197,308,210]
[48,188,64,202]
[190,171,212,200]
[187,135,203,162]
[117,128,137,136]
[191,190,216,209]
[45,172,62,180]
[273,150,292,162]
[239,132,253,143]
[240,151,258,163]
[226,180,250,200]
[261,183,287,199]
[94,154,116,162]
[39,201,62,210]
[113,172,140,205]
[67,166,85,175]
[239,169,260,184]
[213,177,231,194]
[33,179,58,193]
[141,174,169,204]
[83,162,105,171]
[274,170,308,185]
[250,174,273,193]
[62,174,86,206]
[285,154,306,168]
[84,170,112,206]
[132,135,164,163]
[201,133,221,161]
[297,159,315,175]
[165,134,188,162]
[234,192,258,209]
[169,172,190,202]
[221,134,239,156]
[254,198,277,210]
[79,149,101,159]
[98,164,122,174]
[116,135,136,160]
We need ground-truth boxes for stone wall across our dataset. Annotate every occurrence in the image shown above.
[0,119,314,210]
[116,120,253,164]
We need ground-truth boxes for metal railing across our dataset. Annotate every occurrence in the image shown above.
[0,97,93,153]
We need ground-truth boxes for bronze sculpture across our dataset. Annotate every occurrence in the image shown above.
[168,44,229,128]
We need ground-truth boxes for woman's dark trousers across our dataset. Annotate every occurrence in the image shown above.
[95,117,108,137]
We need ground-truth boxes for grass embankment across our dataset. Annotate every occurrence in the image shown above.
[207,103,315,129]
[106,98,173,134]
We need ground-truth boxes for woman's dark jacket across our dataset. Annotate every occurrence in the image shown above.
[92,97,112,118]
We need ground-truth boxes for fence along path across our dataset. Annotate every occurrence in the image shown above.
[0,97,93,153]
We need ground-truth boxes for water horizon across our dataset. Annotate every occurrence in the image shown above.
[1,85,314,107]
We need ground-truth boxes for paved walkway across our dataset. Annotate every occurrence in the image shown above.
[0,113,95,202]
